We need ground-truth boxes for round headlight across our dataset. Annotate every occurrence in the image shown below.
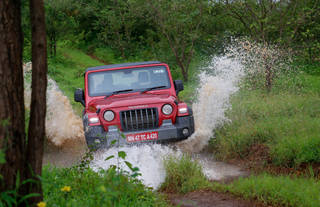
[103,110,115,121]
[162,104,173,115]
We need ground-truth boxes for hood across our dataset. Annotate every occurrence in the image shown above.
[89,93,176,109]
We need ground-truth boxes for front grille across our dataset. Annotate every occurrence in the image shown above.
[120,108,158,131]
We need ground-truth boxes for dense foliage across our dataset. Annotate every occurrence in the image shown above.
[21,0,320,80]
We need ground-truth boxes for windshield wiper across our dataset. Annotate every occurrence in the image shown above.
[140,85,166,94]
[104,89,134,99]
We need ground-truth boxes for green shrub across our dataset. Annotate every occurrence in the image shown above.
[42,166,168,207]
[160,155,210,193]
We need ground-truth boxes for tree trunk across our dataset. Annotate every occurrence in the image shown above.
[180,65,188,82]
[0,0,26,192]
[23,0,47,204]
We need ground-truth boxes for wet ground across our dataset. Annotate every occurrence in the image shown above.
[43,139,86,167]
[168,190,269,207]
[192,153,248,182]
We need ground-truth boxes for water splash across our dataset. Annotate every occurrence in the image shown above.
[91,144,181,188]
[177,56,244,152]
[23,63,85,146]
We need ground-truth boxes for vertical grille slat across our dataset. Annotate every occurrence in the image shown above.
[145,109,149,128]
[129,110,133,130]
[151,109,155,128]
[124,112,128,129]
[120,108,158,132]
[135,110,138,130]
[140,109,144,129]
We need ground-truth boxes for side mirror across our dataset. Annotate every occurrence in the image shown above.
[174,80,184,95]
[74,88,85,106]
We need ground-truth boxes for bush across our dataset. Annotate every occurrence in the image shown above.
[159,155,210,193]
[42,166,168,207]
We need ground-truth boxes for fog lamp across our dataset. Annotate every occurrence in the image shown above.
[182,128,189,137]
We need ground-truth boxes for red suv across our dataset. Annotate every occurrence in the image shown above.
[74,61,194,148]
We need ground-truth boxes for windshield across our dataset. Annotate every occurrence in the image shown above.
[87,66,171,97]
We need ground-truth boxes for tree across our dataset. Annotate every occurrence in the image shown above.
[0,0,26,193]
[147,0,206,81]
[96,0,136,59]
[0,0,47,205]
[24,0,48,203]
[45,0,78,56]
[223,0,317,45]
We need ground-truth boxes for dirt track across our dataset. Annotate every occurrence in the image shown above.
[168,190,269,207]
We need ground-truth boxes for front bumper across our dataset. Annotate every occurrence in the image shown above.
[84,115,194,149]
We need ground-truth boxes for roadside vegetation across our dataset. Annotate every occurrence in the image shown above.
[211,65,320,168]
[215,174,320,207]
[204,59,320,206]
[42,166,168,207]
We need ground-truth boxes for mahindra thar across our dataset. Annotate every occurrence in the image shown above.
[74,61,194,149]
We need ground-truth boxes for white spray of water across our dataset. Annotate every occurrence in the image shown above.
[91,144,181,188]
[23,63,85,146]
[91,55,244,189]
[177,56,244,152]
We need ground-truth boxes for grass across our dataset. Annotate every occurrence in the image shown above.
[159,155,210,194]
[41,166,169,207]
[211,71,320,167]
[47,47,103,115]
[215,174,320,207]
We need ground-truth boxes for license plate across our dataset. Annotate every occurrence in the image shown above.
[126,131,159,142]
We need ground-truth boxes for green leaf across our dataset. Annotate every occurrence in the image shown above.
[18,193,40,204]
[109,165,117,171]
[132,167,140,172]
[124,161,133,170]
[21,178,38,185]
[111,140,117,145]
[1,192,16,206]
[105,155,115,161]
[118,151,126,159]
[131,172,141,178]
